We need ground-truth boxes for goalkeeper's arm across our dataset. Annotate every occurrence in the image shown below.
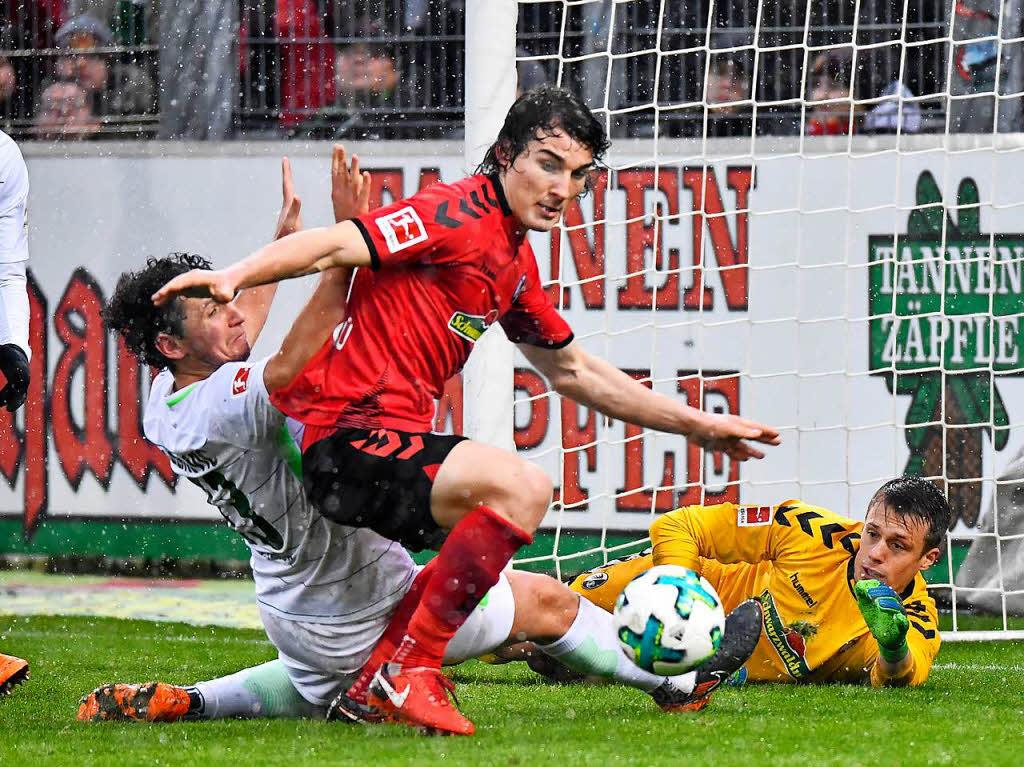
[855,579,934,687]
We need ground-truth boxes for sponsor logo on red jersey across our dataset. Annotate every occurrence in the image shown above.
[737,505,773,526]
[231,367,251,397]
[376,206,428,253]
[447,310,494,343]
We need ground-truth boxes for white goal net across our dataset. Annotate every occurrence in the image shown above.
[469,0,1024,640]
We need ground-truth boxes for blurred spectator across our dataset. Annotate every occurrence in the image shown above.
[863,81,922,134]
[0,22,34,122]
[704,54,753,137]
[706,55,750,111]
[806,50,861,136]
[405,0,464,33]
[3,0,63,50]
[54,13,155,118]
[335,34,398,109]
[0,57,15,110]
[949,0,1023,133]
[276,0,336,128]
[33,79,99,140]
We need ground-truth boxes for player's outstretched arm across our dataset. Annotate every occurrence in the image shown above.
[263,145,370,393]
[235,156,303,348]
[520,341,780,460]
[152,212,371,308]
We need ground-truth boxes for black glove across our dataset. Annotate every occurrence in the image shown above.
[0,343,30,412]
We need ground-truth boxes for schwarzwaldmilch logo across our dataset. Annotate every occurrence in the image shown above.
[868,171,1021,527]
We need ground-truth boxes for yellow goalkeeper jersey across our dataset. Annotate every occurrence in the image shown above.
[568,500,940,687]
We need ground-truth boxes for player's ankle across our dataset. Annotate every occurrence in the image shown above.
[388,636,443,672]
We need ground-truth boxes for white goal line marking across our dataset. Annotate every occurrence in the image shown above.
[933,663,1024,673]
[2,628,271,647]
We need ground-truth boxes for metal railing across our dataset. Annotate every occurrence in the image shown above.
[2,1,1017,141]
[0,5,158,140]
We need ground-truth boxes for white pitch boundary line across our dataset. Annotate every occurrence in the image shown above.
[2,629,272,647]
[933,663,1024,673]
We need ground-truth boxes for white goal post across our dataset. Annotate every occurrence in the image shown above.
[463,0,1024,641]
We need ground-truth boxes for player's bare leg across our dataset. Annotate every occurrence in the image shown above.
[368,442,550,735]
[0,653,28,696]
[501,572,719,708]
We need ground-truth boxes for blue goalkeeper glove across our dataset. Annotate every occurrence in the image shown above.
[854,579,910,663]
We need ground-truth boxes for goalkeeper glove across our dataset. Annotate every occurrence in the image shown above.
[0,344,29,412]
[854,579,909,663]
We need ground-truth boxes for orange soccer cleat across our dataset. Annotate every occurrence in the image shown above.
[0,654,29,696]
[77,682,192,723]
[367,667,474,736]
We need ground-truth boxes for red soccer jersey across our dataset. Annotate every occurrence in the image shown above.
[271,174,574,438]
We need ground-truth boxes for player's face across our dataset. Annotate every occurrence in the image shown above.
[502,128,594,232]
[853,503,940,593]
[176,296,251,369]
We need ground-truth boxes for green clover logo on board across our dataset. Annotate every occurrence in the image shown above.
[868,171,1021,527]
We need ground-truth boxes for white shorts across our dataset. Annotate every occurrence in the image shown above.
[260,571,516,706]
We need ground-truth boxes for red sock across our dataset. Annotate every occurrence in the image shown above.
[345,561,437,703]
[390,505,532,671]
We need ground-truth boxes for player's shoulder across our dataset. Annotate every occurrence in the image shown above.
[411,173,510,224]
[0,131,28,192]
[204,358,266,396]
[903,573,939,639]
[143,359,275,446]
[0,131,25,169]
[770,499,863,552]
[903,572,936,610]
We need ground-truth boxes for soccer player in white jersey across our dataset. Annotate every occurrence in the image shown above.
[0,129,32,696]
[83,147,762,727]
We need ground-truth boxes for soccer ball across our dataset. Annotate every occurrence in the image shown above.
[613,565,725,675]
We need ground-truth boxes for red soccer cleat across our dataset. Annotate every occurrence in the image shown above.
[77,682,191,722]
[367,667,474,736]
[0,654,28,696]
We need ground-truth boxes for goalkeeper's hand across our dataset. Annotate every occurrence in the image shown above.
[854,579,909,663]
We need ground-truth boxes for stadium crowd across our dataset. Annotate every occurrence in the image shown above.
[0,1,1020,139]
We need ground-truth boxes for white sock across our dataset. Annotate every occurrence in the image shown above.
[536,597,695,694]
[191,660,317,719]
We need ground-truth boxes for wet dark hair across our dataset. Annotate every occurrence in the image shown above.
[476,84,610,184]
[103,253,212,371]
[868,477,952,553]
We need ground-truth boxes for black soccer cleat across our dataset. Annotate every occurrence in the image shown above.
[326,690,389,724]
[651,599,763,712]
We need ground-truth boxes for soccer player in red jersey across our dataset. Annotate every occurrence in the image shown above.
[154,85,781,735]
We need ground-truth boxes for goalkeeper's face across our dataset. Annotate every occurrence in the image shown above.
[502,128,594,232]
[854,503,941,593]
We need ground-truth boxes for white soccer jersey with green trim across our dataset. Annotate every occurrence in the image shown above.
[0,130,29,265]
[144,358,416,625]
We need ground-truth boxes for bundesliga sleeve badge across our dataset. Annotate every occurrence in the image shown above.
[376,206,428,253]
[737,506,773,526]
[231,367,251,397]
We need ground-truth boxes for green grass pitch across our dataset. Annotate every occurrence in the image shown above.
[1,615,1021,766]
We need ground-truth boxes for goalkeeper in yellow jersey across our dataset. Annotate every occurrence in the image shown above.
[566,477,949,705]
